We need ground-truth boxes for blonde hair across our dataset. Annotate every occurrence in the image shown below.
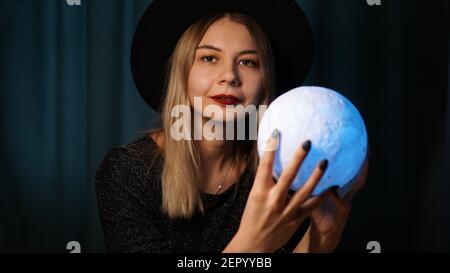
[156,12,275,219]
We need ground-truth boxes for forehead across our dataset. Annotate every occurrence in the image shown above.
[199,18,256,50]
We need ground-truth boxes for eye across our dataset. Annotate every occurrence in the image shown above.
[201,55,218,63]
[239,59,258,67]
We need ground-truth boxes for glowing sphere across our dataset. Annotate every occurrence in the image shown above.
[257,86,368,195]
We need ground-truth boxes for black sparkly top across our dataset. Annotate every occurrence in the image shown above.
[94,135,305,253]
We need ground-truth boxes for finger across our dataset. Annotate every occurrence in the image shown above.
[275,140,311,194]
[329,189,351,211]
[297,186,335,215]
[338,152,369,197]
[255,129,280,188]
[343,158,369,201]
[285,159,328,215]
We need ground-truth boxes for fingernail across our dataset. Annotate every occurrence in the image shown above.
[333,188,341,197]
[330,185,339,192]
[271,129,279,139]
[302,140,311,152]
[319,159,328,171]
[330,186,340,196]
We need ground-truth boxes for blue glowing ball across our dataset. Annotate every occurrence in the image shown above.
[257,86,368,195]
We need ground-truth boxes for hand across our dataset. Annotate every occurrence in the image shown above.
[294,157,369,253]
[223,130,335,253]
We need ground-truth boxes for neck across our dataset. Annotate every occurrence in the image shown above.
[194,116,238,193]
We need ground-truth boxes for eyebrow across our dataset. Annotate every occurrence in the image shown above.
[197,44,258,56]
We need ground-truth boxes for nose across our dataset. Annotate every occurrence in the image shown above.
[218,61,241,87]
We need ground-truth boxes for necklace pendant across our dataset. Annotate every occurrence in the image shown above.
[216,184,224,195]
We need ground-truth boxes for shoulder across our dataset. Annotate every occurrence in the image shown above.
[96,134,161,174]
[94,134,163,199]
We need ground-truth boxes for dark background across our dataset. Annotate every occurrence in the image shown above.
[0,0,448,252]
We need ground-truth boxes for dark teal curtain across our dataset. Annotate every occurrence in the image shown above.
[0,0,158,252]
[1,0,448,252]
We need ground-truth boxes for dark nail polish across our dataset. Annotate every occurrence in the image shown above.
[329,185,340,196]
[319,159,328,171]
[302,140,311,151]
[333,188,341,197]
[330,185,340,192]
[272,129,279,139]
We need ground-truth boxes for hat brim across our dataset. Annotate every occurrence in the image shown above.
[131,0,313,112]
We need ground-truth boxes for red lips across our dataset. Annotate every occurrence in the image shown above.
[210,94,242,105]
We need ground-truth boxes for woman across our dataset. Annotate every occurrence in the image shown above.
[95,0,369,253]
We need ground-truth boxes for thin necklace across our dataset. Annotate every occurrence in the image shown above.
[216,159,233,195]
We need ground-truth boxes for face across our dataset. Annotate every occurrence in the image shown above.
[187,17,263,122]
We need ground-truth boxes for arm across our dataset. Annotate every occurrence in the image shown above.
[95,148,164,252]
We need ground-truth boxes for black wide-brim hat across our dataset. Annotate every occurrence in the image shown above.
[131,0,313,112]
